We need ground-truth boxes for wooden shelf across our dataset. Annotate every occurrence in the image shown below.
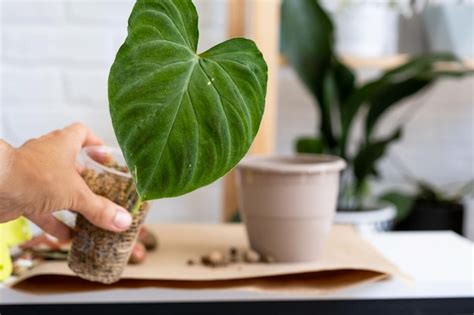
[279,54,474,71]
[341,54,410,70]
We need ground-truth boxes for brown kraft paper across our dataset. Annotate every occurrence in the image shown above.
[9,224,405,295]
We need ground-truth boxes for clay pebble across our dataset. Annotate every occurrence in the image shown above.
[190,247,274,268]
[243,249,260,263]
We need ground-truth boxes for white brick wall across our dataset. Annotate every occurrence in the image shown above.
[64,1,133,23]
[2,65,63,104]
[64,69,109,106]
[2,1,64,24]
[1,1,473,237]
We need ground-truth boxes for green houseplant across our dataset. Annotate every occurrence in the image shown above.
[381,180,473,234]
[68,0,267,283]
[281,0,472,230]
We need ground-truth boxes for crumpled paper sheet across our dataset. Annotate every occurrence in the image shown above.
[9,224,404,295]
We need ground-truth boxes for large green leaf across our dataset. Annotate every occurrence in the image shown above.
[109,0,268,201]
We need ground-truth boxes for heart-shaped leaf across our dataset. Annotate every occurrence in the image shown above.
[109,0,267,201]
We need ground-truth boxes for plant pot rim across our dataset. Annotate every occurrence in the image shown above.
[81,145,132,179]
[237,154,346,174]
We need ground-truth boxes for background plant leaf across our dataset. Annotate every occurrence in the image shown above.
[281,0,337,149]
[341,54,469,145]
[364,78,430,139]
[364,53,472,138]
[382,53,458,81]
[379,191,415,222]
[353,128,402,186]
[295,137,324,154]
[109,0,268,201]
[333,60,356,105]
[281,1,473,209]
[281,0,333,97]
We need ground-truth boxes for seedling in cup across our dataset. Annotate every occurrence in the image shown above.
[68,0,268,284]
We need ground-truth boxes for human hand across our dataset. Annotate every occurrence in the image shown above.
[0,123,132,240]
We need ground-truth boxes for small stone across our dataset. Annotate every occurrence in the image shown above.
[201,255,210,265]
[262,255,276,263]
[229,247,238,256]
[187,259,195,266]
[229,247,239,262]
[209,251,225,265]
[243,249,260,263]
[202,250,226,267]
[138,227,158,251]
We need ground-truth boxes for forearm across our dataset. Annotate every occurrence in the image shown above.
[0,139,14,173]
[0,139,18,222]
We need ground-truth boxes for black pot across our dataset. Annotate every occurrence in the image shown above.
[395,199,464,235]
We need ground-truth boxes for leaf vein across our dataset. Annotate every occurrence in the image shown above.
[212,58,264,93]
[168,0,195,50]
[185,89,200,186]
[205,59,253,136]
[140,60,199,194]
[197,60,233,169]
[113,60,195,102]
[137,7,189,49]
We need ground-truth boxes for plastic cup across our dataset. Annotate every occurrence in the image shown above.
[68,146,148,284]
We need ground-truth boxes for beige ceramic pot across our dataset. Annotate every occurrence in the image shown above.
[236,155,346,262]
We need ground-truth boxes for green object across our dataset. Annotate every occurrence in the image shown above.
[380,179,473,222]
[380,191,415,222]
[416,180,474,204]
[281,0,336,150]
[109,0,267,201]
[281,0,473,209]
[295,137,324,154]
[352,129,402,188]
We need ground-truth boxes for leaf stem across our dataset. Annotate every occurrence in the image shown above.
[131,197,143,216]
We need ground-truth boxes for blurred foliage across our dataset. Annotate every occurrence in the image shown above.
[380,180,474,222]
[281,0,473,210]
[379,191,415,222]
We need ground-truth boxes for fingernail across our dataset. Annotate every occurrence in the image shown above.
[113,209,132,230]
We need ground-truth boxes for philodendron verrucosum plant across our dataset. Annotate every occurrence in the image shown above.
[281,0,472,210]
[109,0,267,207]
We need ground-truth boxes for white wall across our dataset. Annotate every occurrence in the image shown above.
[1,1,473,236]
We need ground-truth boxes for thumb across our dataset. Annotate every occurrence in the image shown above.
[72,187,132,232]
